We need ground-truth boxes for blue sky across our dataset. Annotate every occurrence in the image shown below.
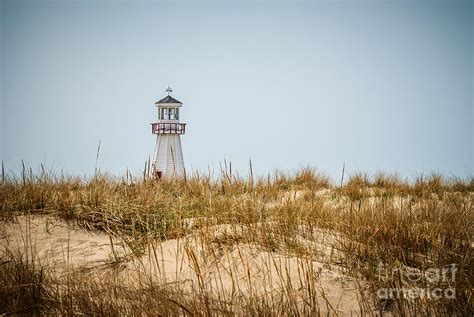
[1,0,472,179]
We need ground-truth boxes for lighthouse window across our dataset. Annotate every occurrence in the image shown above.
[159,108,179,120]
[160,108,168,120]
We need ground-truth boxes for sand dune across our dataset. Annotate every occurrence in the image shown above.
[2,214,363,315]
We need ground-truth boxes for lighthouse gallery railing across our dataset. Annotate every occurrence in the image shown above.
[151,123,186,134]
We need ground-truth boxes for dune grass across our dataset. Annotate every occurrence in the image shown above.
[0,165,473,315]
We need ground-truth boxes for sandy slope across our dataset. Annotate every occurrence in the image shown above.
[1,215,363,315]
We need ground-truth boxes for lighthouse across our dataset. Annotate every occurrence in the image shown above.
[151,86,186,178]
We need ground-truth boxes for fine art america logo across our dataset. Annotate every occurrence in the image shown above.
[376,262,457,300]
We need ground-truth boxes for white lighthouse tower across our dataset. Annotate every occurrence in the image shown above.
[150,86,186,179]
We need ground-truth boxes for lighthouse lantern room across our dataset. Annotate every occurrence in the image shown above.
[151,86,186,178]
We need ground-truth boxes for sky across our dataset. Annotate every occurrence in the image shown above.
[1,0,473,180]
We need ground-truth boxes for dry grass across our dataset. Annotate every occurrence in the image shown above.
[0,165,473,315]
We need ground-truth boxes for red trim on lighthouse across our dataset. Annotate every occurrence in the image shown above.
[151,123,186,135]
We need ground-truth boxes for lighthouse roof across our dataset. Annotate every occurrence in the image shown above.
[155,95,183,105]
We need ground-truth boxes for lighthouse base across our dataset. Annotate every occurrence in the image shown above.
[152,134,185,179]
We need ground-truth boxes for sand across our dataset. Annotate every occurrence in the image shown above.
[1,214,364,315]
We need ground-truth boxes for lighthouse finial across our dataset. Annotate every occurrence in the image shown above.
[166,85,172,96]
